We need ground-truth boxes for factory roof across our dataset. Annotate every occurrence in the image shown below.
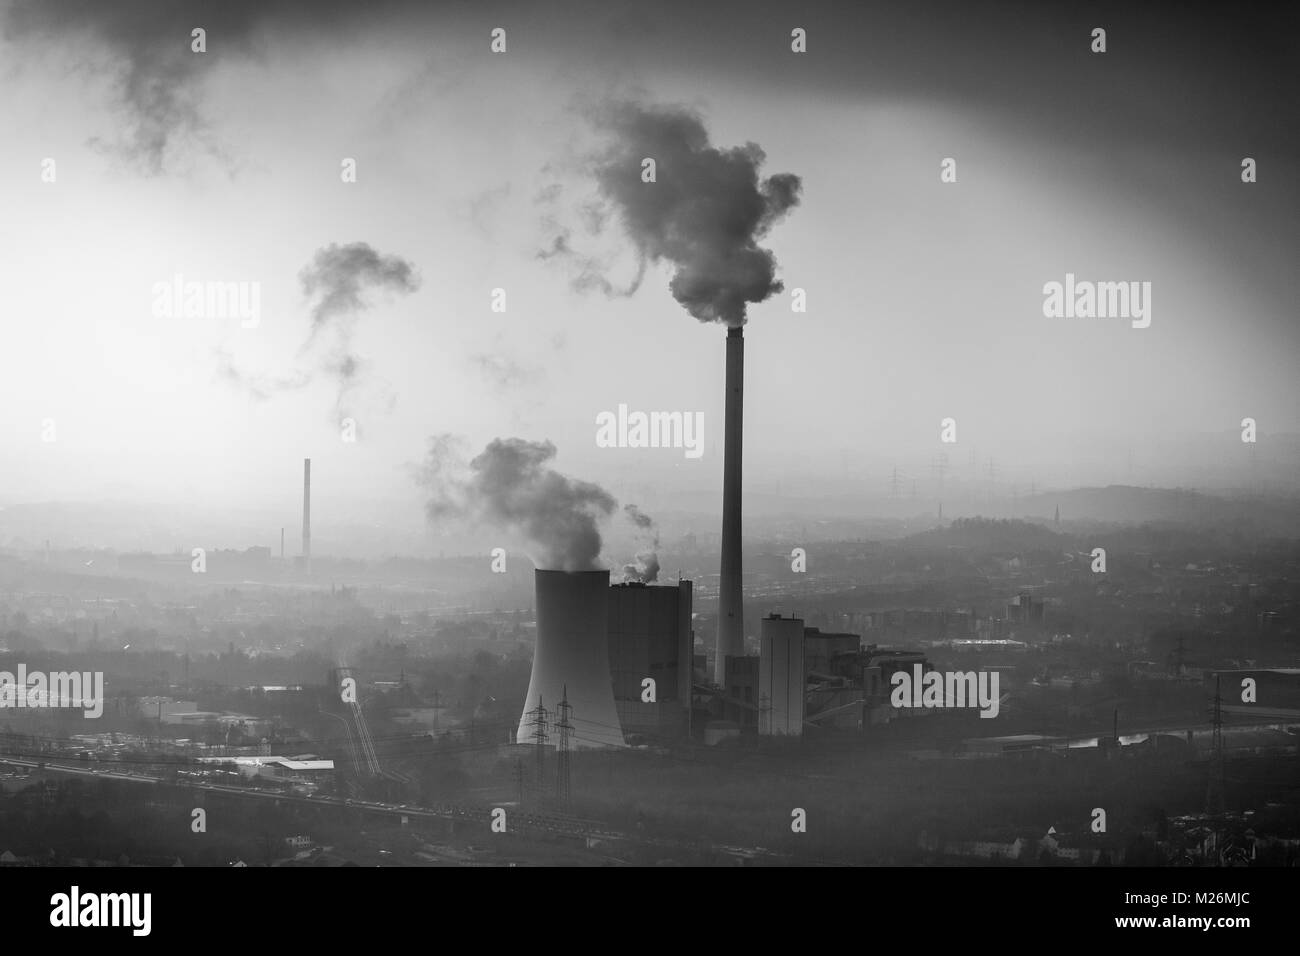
[197,756,334,771]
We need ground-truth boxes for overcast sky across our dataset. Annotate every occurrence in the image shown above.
[0,0,1295,549]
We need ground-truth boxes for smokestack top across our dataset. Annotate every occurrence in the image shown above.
[727,326,743,338]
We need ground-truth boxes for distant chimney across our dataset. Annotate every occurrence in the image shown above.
[302,459,312,574]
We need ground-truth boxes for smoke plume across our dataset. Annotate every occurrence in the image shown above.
[621,503,660,583]
[1,0,415,172]
[298,242,419,415]
[623,503,654,531]
[300,242,420,338]
[553,100,802,326]
[622,551,660,584]
[417,436,617,572]
[214,348,312,400]
[215,241,417,417]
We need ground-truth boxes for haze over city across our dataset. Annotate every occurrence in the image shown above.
[1,0,1296,561]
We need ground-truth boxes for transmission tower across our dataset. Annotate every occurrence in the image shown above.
[513,757,526,806]
[555,685,573,809]
[333,664,381,777]
[1206,675,1226,861]
[889,466,901,499]
[930,453,949,491]
[526,696,550,789]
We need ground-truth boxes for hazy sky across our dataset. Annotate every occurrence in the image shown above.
[0,0,1295,549]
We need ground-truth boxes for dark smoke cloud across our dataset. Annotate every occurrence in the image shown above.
[565,100,802,326]
[621,503,660,583]
[217,241,416,417]
[213,348,312,400]
[300,242,420,340]
[298,242,419,416]
[1,0,413,173]
[417,436,617,572]
[623,503,654,531]
[4,0,263,173]
[536,201,646,299]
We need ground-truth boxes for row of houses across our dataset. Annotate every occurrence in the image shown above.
[920,826,1127,864]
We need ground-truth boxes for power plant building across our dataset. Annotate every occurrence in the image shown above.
[607,580,694,738]
[804,628,862,679]
[759,614,805,736]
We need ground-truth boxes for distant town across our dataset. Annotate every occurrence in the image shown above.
[1,489,1296,867]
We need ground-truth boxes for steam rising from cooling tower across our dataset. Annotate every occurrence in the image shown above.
[621,503,660,583]
[417,435,617,572]
[415,440,634,748]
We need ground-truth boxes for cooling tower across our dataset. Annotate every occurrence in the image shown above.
[518,569,626,749]
[716,326,744,684]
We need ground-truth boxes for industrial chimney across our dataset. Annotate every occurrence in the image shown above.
[518,569,625,749]
[715,326,744,685]
[302,458,312,574]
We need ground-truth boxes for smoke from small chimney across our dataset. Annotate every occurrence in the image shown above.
[621,504,660,583]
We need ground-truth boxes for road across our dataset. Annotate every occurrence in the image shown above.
[0,754,707,851]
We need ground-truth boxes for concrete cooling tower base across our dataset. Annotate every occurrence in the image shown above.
[517,569,626,749]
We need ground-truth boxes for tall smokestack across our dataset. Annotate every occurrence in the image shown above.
[716,326,744,684]
[302,458,312,574]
